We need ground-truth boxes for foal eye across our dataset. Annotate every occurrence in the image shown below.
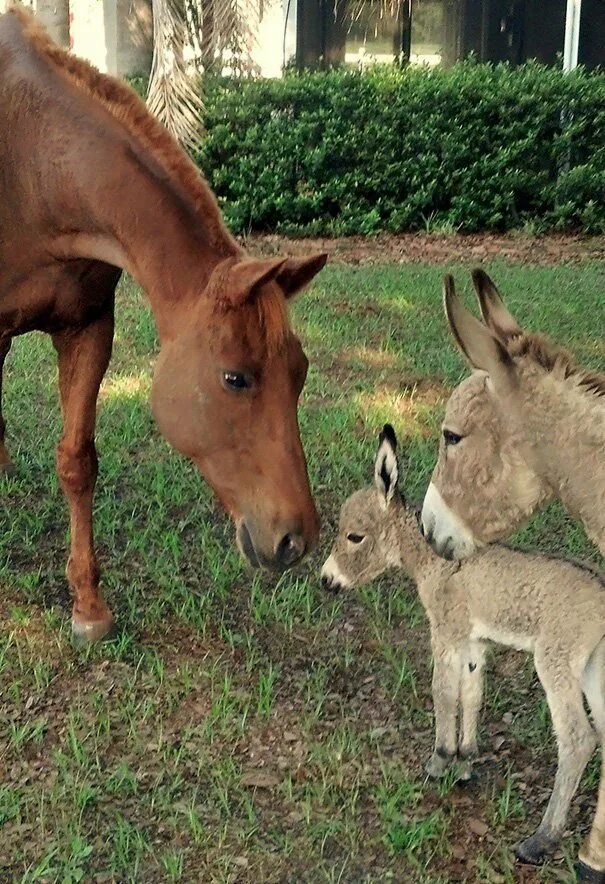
[222,371,251,391]
[347,533,365,544]
[443,429,463,446]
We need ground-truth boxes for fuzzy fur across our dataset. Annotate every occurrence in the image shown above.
[323,432,605,873]
[423,272,605,558]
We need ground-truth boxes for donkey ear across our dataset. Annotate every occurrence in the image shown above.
[374,424,399,506]
[224,257,289,306]
[471,269,522,343]
[444,275,516,393]
[275,254,328,299]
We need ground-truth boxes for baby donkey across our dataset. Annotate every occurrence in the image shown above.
[322,425,605,881]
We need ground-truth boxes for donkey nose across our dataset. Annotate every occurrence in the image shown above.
[275,532,306,568]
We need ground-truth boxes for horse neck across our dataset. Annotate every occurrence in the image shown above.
[522,370,605,553]
[50,139,240,341]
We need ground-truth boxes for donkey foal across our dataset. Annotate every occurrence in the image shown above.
[322,425,605,879]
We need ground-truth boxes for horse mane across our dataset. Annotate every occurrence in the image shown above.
[10,5,235,257]
[10,6,291,349]
[508,332,605,399]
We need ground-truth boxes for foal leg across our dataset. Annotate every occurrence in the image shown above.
[0,337,14,472]
[515,651,596,864]
[426,641,463,778]
[53,307,115,642]
[578,638,605,881]
[457,641,487,781]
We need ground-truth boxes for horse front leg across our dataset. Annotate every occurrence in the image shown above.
[53,307,115,642]
[0,337,14,472]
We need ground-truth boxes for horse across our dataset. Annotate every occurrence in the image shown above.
[0,7,327,642]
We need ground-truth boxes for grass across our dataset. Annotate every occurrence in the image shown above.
[0,256,603,882]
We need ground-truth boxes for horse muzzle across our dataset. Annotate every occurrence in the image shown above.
[236,520,309,571]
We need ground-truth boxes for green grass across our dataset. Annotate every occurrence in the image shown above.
[0,257,603,882]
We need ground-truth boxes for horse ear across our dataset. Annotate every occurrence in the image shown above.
[275,254,328,299]
[471,269,522,343]
[444,275,516,393]
[224,257,289,306]
[374,424,399,507]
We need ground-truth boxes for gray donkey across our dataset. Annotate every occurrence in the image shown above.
[322,425,605,881]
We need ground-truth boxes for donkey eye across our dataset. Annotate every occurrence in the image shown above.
[347,533,365,544]
[443,429,463,446]
[222,371,251,392]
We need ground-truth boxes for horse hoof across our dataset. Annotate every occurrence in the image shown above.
[514,834,556,865]
[576,861,605,882]
[0,461,15,475]
[71,617,118,645]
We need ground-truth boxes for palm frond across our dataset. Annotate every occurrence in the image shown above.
[147,0,204,150]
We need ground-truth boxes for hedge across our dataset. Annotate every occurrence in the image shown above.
[132,64,605,234]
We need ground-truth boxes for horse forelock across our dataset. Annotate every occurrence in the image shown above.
[255,288,291,355]
[205,257,291,355]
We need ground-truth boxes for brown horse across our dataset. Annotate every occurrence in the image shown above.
[0,8,327,642]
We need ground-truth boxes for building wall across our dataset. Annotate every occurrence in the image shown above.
[71,0,152,75]
[523,0,566,64]
[579,0,605,68]
[0,0,152,75]
[116,0,153,76]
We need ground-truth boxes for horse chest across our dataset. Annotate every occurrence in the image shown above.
[0,261,115,336]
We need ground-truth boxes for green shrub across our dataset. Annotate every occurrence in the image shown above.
[133,64,605,234]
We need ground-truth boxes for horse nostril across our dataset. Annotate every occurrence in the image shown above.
[275,532,306,568]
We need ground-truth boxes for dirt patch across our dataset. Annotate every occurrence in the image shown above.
[243,232,605,266]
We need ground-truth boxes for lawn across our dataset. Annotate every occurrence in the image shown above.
[0,255,603,883]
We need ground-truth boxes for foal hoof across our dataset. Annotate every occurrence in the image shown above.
[514,833,556,865]
[456,758,474,782]
[576,861,605,882]
[425,752,453,779]
[71,617,118,645]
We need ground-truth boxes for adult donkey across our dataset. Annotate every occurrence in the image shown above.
[422,273,605,881]
[422,270,604,561]
[0,8,327,643]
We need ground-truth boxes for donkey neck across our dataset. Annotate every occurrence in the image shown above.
[521,368,605,553]
[392,503,439,581]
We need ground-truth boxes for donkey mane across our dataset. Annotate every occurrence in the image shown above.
[508,332,605,399]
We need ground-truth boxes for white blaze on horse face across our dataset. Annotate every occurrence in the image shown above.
[421,481,480,560]
[321,553,351,590]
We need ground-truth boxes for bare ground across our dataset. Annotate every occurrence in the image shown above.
[243,233,605,266]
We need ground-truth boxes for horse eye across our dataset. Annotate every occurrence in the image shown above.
[222,371,250,391]
[443,429,463,446]
[347,533,365,544]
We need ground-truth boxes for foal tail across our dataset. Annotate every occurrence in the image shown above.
[578,637,605,881]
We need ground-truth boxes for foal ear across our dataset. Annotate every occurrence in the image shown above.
[225,257,289,306]
[374,424,399,506]
[275,254,328,299]
[444,275,516,392]
[471,269,523,343]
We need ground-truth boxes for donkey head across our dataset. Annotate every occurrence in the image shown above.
[421,271,549,559]
[151,253,327,571]
[321,424,403,592]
